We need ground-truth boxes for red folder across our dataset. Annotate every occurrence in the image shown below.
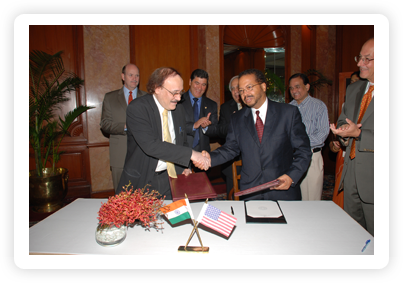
[234,179,282,197]
[169,172,217,201]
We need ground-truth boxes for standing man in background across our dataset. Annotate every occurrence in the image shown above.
[181,69,220,171]
[217,75,243,196]
[289,73,329,200]
[330,38,375,236]
[100,63,147,192]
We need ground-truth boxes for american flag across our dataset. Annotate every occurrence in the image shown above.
[197,204,237,237]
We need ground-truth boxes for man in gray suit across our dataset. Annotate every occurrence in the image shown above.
[330,38,374,235]
[100,63,147,192]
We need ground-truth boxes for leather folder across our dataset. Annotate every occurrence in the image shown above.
[169,172,217,201]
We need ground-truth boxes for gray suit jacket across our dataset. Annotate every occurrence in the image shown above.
[116,94,192,194]
[337,80,374,204]
[100,87,147,168]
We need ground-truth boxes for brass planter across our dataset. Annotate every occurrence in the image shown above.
[29,168,69,213]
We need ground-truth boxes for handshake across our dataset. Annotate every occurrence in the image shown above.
[190,150,211,171]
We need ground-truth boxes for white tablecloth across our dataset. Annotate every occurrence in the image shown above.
[25,199,386,268]
[29,199,374,256]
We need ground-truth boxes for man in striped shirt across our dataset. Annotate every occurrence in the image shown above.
[289,73,330,200]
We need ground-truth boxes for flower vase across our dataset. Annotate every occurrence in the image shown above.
[95,223,127,247]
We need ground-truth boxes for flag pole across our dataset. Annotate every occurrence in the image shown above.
[178,196,209,253]
[184,194,204,250]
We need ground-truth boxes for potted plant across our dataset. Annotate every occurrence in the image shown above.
[29,50,93,212]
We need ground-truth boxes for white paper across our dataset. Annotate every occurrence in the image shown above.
[245,201,283,218]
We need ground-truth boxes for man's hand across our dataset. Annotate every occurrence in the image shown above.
[191,150,211,171]
[330,118,361,138]
[271,174,293,191]
[194,113,212,129]
[182,168,192,176]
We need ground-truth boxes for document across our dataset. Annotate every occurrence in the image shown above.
[245,201,283,218]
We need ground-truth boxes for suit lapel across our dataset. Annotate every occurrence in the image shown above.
[353,83,368,123]
[361,97,374,124]
[118,87,127,111]
[149,95,162,140]
[182,92,194,122]
[244,108,260,146]
[262,100,276,145]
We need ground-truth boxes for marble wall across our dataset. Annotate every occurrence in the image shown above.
[83,25,130,192]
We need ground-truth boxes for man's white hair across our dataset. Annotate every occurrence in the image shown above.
[228,75,239,91]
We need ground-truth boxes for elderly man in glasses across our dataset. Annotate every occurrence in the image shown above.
[330,38,375,236]
[116,67,210,199]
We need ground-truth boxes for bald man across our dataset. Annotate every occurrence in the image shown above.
[100,64,148,191]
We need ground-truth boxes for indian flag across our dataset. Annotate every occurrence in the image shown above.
[160,199,194,225]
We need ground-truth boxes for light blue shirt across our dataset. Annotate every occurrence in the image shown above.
[290,95,329,148]
[123,86,138,105]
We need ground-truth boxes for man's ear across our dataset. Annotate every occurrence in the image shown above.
[305,83,310,92]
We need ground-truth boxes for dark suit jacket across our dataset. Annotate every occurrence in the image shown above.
[217,98,239,139]
[337,80,374,204]
[116,94,192,194]
[100,87,147,168]
[180,91,220,152]
[210,99,312,200]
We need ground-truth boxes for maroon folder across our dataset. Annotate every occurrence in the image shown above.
[169,172,217,201]
[234,179,282,197]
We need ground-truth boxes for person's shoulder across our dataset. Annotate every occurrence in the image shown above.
[203,95,218,106]
[308,96,327,108]
[105,88,122,97]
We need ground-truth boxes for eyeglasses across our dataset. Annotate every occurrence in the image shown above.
[239,83,261,95]
[161,86,183,97]
[354,55,374,65]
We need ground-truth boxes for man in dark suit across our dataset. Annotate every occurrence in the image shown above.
[116,67,210,199]
[330,38,374,235]
[100,63,147,192]
[199,69,312,200]
[217,75,243,196]
[180,69,220,158]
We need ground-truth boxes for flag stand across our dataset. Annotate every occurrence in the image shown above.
[178,198,209,253]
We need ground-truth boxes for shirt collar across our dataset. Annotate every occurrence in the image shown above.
[189,90,202,105]
[251,97,268,123]
[124,86,138,97]
[291,94,312,107]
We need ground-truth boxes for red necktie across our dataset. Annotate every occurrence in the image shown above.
[255,110,264,143]
[349,85,374,160]
[128,91,133,105]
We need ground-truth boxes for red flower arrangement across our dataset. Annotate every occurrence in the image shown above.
[97,183,166,231]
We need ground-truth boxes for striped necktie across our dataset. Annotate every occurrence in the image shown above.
[349,85,374,160]
[162,109,177,178]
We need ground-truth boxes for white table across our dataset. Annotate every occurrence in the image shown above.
[29,199,374,256]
